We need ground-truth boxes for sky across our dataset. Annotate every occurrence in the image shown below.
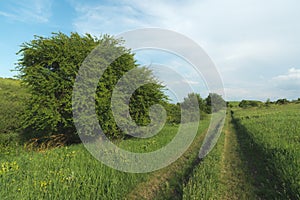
[0,0,300,101]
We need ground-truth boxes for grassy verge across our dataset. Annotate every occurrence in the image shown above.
[125,119,210,200]
[182,115,225,200]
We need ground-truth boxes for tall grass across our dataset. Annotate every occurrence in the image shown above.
[0,144,148,199]
[0,121,211,199]
[232,104,300,199]
[182,124,225,199]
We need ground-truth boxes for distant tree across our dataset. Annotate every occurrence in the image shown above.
[181,93,200,122]
[180,93,210,122]
[205,93,226,113]
[239,100,263,108]
[227,102,233,108]
[265,98,271,107]
[16,32,167,141]
[275,98,289,105]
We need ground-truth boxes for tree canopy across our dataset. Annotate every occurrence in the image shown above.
[16,32,167,141]
[205,93,226,112]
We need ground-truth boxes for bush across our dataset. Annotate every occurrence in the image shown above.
[239,100,263,108]
[205,93,226,113]
[16,32,167,141]
[275,98,289,105]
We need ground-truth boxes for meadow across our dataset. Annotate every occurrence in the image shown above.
[0,78,212,199]
[182,104,300,200]
[1,78,299,199]
[0,121,211,200]
[232,104,300,199]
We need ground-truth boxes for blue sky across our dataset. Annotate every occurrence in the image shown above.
[1,0,300,101]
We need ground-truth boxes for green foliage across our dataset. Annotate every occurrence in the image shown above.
[275,98,289,105]
[161,93,220,125]
[0,78,29,137]
[16,32,166,140]
[227,101,240,108]
[16,33,96,139]
[165,93,209,124]
[181,93,201,123]
[205,93,226,113]
[129,81,167,126]
[239,100,263,108]
[164,103,181,124]
[0,133,20,149]
[265,98,272,107]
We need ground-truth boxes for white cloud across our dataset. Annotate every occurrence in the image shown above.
[72,2,150,35]
[70,0,300,100]
[0,0,52,23]
[182,80,200,85]
[0,11,15,18]
[273,68,300,81]
[271,68,300,93]
[224,86,275,101]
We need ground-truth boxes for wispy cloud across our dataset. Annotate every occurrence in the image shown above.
[70,0,300,100]
[0,11,15,18]
[273,68,300,81]
[0,0,52,23]
[271,68,300,93]
[71,1,150,35]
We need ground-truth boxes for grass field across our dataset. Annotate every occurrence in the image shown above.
[1,78,299,199]
[183,105,300,200]
[0,120,212,200]
[232,104,300,199]
[183,121,225,199]
[0,78,211,199]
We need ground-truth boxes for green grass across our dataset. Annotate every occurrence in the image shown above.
[0,144,147,199]
[0,78,28,136]
[182,130,224,200]
[227,101,240,108]
[0,121,211,199]
[220,112,257,199]
[1,78,299,199]
[232,104,300,199]
[118,125,180,153]
[126,120,211,200]
[183,104,300,200]
[182,113,226,200]
[0,77,211,199]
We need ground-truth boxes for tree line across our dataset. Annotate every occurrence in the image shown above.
[238,98,300,108]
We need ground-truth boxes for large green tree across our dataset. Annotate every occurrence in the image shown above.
[16,32,167,141]
[181,93,208,122]
[205,93,226,113]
